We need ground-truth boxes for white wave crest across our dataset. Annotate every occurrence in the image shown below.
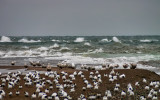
[0,51,5,57]
[21,46,29,49]
[101,38,111,42]
[37,47,49,51]
[140,39,152,43]
[112,37,121,43]
[50,43,60,48]
[140,39,158,43]
[51,39,60,42]
[18,38,41,43]
[60,47,70,51]
[91,48,103,53]
[74,37,84,42]
[84,42,91,46]
[0,36,12,42]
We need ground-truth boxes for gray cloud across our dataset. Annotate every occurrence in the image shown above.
[0,0,160,36]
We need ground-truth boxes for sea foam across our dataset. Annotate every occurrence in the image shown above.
[18,38,41,43]
[84,42,91,46]
[140,39,159,43]
[74,37,84,42]
[0,36,12,42]
[51,39,60,42]
[49,43,60,48]
[101,38,110,42]
[37,47,49,51]
[140,39,152,43]
[112,37,121,43]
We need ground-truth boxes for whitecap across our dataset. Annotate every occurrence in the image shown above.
[140,39,152,43]
[140,39,159,43]
[101,38,111,42]
[49,43,60,48]
[84,42,91,46]
[18,38,41,43]
[39,51,48,57]
[51,39,60,42]
[21,46,29,49]
[0,51,5,56]
[0,36,12,42]
[74,37,84,42]
[152,39,159,42]
[60,47,70,51]
[112,37,121,43]
[91,48,103,53]
[37,47,49,51]
[63,40,68,42]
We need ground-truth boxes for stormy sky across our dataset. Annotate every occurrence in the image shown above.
[0,0,160,36]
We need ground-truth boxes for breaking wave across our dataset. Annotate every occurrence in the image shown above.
[84,42,91,46]
[51,39,60,42]
[112,36,121,43]
[0,36,12,42]
[140,39,159,43]
[74,37,84,42]
[18,38,41,43]
[101,38,111,42]
[49,43,60,48]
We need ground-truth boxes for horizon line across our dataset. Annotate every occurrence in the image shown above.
[1,35,160,37]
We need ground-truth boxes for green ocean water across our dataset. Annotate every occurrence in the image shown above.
[0,36,160,69]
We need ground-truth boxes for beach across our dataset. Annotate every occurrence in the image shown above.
[0,65,160,100]
[0,0,160,99]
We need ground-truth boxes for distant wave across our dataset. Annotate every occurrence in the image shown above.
[74,37,84,42]
[90,48,103,53]
[60,47,70,51]
[84,42,91,46]
[49,43,60,48]
[18,38,41,43]
[51,39,60,42]
[112,37,121,43]
[37,47,49,51]
[101,38,111,42]
[140,39,159,43]
[0,36,12,42]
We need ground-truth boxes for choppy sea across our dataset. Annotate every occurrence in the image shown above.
[0,36,160,74]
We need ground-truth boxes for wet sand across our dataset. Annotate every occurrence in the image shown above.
[0,66,160,100]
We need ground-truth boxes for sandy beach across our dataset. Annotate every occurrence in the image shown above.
[0,66,160,100]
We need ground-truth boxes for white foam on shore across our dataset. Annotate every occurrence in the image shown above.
[45,55,105,65]
[74,37,84,42]
[18,38,41,43]
[112,37,121,43]
[0,36,12,42]
[1,51,160,74]
[44,54,160,71]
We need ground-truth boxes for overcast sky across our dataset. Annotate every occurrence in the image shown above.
[0,0,160,36]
